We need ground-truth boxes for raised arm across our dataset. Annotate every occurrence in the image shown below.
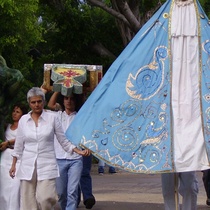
[48,92,61,111]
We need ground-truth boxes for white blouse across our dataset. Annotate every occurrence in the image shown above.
[12,110,76,180]
[0,125,20,210]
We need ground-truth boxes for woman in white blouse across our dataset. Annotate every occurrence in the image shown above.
[9,87,90,210]
[0,103,28,210]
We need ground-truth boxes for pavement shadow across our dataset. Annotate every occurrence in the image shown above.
[77,201,210,210]
[77,201,164,210]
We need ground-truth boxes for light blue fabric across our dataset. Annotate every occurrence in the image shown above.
[56,158,83,210]
[199,0,210,159]
[66,0,210,173]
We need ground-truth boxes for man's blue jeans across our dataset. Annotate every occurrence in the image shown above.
[56,158,83,210]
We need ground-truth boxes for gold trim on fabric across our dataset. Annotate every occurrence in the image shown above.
[194,0,210,163]
[169,0,175,172]
[80,143,172,174]
[163,13,169,19]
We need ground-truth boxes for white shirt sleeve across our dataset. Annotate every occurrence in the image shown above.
[12,118,25,159]
[53,114,76,154]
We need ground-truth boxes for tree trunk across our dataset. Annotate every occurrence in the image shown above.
[91,42,116,59]
[87,0,162,46]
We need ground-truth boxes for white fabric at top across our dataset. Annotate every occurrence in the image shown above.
[0,125,20,210]
[12,110,76,180]
[171,2,209,172]
[175,0,194,7]
[171,1,197,36]
[54,111,81,159]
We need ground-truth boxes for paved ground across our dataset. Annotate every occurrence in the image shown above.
[75,165,210,210]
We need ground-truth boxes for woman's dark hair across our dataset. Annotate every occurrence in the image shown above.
[4,103,28,128]
[58,93,84,112]
[13,103,28,115]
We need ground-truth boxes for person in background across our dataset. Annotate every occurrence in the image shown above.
[98,159,116,175]
[47,91,85,210]
[202,169,210,207]
[45,89,96,210]
[161,172,198,210]
[78,155,96,209]
[0,103,28,210]
[9,87,90,210]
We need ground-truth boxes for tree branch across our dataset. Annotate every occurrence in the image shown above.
[90,42,116,59]
[87,0,132,29]
[114,0,141,33]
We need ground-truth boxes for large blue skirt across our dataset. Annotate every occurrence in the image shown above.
[66,0,210,173]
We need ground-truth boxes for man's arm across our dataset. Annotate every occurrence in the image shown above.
[48,91,60,110]
[40,86,61,111]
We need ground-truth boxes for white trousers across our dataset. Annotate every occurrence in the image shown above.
[20,167,58,210]
[0,149,20,210]
[161,172,198,210]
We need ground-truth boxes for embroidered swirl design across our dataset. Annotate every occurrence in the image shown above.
[126,46,168,100]
[111,100,141,124]
[112,126,139,151]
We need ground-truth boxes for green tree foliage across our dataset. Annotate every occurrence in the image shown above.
[29,0,210,84]
[0,0,43,102]
[85,0,210,44]
[1,0,210,93]
[200,0,210,17]
[36,0,166,73]
[35,0,123,74]
[0,0,42,65]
